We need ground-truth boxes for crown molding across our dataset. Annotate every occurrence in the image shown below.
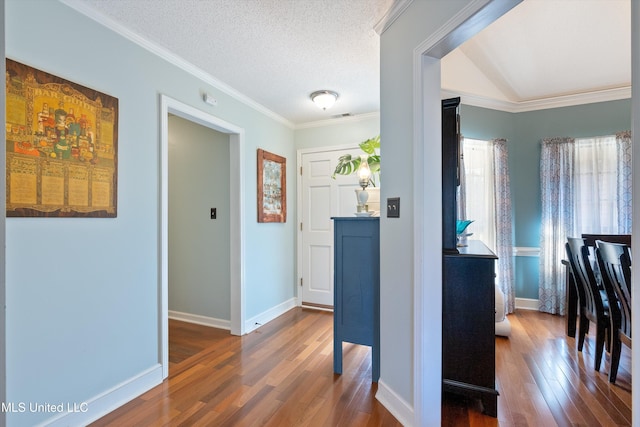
[374,0,414,35]
[442,86,632,113]
[59,0,295,129]
[55,1,632,126]
[416,0,515,59]
[295,111,380,130]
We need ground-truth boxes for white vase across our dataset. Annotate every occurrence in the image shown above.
[355,187,380,213]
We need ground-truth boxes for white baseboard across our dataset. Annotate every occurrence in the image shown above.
[169,310,231,330]
[375,379,414,427]
[244,298,297,334]
[515,297,539,311]
[40,364,163,427]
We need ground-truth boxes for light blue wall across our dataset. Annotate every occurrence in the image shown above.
[294,114,380,151]
[380,0,474,417]
[461,99,632,300]
[514,100,632,243]
[168,115,230,320]
[0,0,6,421]
[6,1,295,425]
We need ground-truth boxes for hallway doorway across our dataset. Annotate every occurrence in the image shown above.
[159,95,245,379]
[167,115,231,329]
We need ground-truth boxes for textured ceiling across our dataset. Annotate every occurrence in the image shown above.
[73,0,395,126]
[69,0,631,126]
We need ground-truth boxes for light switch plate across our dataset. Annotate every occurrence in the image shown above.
[387,197,400,218]
[211,208,217,219]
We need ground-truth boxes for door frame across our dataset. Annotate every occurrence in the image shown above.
[159,94,245,379]
[410,1,524,424]
[296,144,358,307]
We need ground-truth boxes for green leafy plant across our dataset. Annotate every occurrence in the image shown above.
[331,135,381,187]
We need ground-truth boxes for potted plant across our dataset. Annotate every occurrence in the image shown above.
[332,135,381,212]
[331,135,380,187]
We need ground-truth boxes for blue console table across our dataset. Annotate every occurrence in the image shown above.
[332,217,380,382]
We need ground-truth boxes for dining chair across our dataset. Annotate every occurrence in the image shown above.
[596,240,632,383]
[565,237,610,371]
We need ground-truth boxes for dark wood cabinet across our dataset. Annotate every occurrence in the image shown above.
[443,242,498,416]
[332,217,380,382]
[442,97,461,254]
[441,97,498,417]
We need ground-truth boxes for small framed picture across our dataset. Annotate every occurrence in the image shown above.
[257,148,286,223]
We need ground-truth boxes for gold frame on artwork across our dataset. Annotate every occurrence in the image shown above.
[5,59,118,217]
[257,148,286,223]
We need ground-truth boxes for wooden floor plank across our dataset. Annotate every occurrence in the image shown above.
[445,310,632,427]
[91,308,630,426]
[90,308,401,427]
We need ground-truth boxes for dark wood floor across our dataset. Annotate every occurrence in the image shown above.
[91,308,631,426]
[91,307,401,426]
[443,310,632,426]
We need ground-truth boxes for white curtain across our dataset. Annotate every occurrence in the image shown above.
[461,138,515,313]
[539,133,632,315]
[575,135,622,234]
[539,137,575,314]
[462,139,496,246]
[457,140,467,222]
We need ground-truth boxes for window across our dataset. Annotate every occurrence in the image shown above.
[574,135,620,234]
[538,131,631,314]
[461,138,495,249]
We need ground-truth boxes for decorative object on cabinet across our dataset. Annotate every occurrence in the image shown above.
[5,59,118,217]
[331,135,380,187]
[332,135,381,214]
[456,219,474,235]
[355,154,372,213]
[257,148,286,223]
[442,97,498,417]
[456,219,474,247]
[332,217,380,382]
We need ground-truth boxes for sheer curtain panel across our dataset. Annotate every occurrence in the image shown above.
[539,137,575,314]
[617,131,632,233]
[575,135,621,234]
[492,138,515,313]
[539,132,632,314]
[461,138,515,313]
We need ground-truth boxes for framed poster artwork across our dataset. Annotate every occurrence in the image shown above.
[257,148,286,223]
[5,59,118,217]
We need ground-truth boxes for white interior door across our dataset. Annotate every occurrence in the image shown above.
[300,147,360,307]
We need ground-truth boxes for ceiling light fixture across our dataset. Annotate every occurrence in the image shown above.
[310,90,339,110]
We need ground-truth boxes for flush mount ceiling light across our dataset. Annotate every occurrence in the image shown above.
[310,90,339,110]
